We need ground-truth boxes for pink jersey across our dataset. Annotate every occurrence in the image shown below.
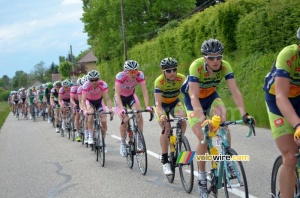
[77,86,83,96]
[82,80,108,101]
[115,71,146,97]
[59,87,70,100]
[70,85,79,100]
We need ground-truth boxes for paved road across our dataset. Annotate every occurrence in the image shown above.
[0,113,280,198]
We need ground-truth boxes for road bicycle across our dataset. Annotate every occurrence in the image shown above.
[87,108,113,167]
[61,105,72,139]
[200,116,255,198]
[162,116,194,193]
[271,148,300,198]
[30,102,38,122]
[41,102,48,121]
[122,109,153,175]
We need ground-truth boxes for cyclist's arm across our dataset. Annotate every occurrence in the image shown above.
[226,78,246,117]
[140,82,149,108]
[189,81,205,122]
[50,94,55,106]
[154,92,164,117]
[103,91,113,110]
[81,92,88,112]
[275,76,300,128]
[114,83,124,110]
[58,94,63,107]
[70,94,76,107]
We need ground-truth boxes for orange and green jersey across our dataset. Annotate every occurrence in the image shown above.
[154,73,186,104]
[263,44,300,98]
[181,57,234,98]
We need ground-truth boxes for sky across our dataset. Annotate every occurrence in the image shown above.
[0,0,89,78]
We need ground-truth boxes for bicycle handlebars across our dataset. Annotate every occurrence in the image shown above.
[120,109,154,125]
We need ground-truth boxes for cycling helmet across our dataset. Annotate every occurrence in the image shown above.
[77,77,81,85]
[47,82,53,89]
[61,80,70,87]
[297,27,300,41]
[124,60,139,71]
[54,81,62,87]
[87,70,100,80]
[201,38,224,55]
[28,88,33,92]
[160,57,178,69]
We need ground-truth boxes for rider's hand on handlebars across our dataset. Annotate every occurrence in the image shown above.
[146,106,153,112]
[294,125,300,141]
[159,114,168,122]
[242,113,255,125]
[118,109,126,117]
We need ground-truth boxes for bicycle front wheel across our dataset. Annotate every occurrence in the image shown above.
[166,151,176,183]
[96,130,105,167]
[136,131,147,175]
[178,135,194,193]
[223,148,248,198]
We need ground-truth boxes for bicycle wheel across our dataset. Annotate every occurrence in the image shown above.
[166,151,176,183]
[223,148,248,198]
[97,130,105,167]
[271,155,299,198]
[136,131,148,175]
[43,109,46,121]
[178,135,194,193]
[126,134,134,169]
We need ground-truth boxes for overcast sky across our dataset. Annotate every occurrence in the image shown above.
[0,0,89,78]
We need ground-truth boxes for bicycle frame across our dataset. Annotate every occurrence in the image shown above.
[201,119,255,190]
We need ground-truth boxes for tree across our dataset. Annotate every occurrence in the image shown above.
[50,62,59,74]
[33,61,47,82]
[11,71,28,89]
[81,0,196,61]
[58,61,72,78]
[1,75,10,90]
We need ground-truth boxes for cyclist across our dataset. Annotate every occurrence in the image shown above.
[51,81,62,132]
[19,88,27,118]
[26,88,36,120]
[11,90,20,116]
[44,82,53,123]
[36,85,44,116]
[265,27,300,198]
[154,57,187,175]
[8,91,13,113]
[181,38,254,198]
[77,75,89,140]
[82,70,113,147]
[114,60,152,157]
[59,80,71,131]
[71,78,81,141]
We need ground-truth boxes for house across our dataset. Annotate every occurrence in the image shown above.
[78,50,98,73]
[52,74,62,83]
[26,79,42,89]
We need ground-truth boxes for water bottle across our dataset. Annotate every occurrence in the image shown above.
[169,135,176,152]
[211,115,221,132]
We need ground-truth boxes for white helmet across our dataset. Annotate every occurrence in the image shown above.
[124,60,139,71]
[87,70,100,80]
[62,80,71,87]
[76,77,81,85]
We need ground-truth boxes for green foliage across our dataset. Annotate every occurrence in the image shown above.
[58,61,73,78]
[0,88,10,102]
[0,102,10,129]
[82,0,196,62]
[97,0,300,128]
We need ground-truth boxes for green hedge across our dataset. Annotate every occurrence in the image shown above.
[98,0,300,128]
[0,102,10,129]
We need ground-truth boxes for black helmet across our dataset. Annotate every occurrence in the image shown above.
[297,27,300,41]
[160,57,178,69]
[201,38,224,55]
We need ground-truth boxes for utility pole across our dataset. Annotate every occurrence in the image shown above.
[70,45,75,81]
[120,0,127,61]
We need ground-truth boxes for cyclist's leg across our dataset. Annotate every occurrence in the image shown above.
[86,101,94,144]
[173,101,187,133]
[266,95,298,198]
[115,101,129,156]
[131,94,143,131]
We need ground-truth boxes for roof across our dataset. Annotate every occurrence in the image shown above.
[52,74,62,83]
[78,50,98,63]
[26,79,42,89]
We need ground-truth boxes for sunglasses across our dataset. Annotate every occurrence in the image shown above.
[90,78,99,82]
[127,70,138,75]
[205,55,223,61]
[164,68,177,73]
